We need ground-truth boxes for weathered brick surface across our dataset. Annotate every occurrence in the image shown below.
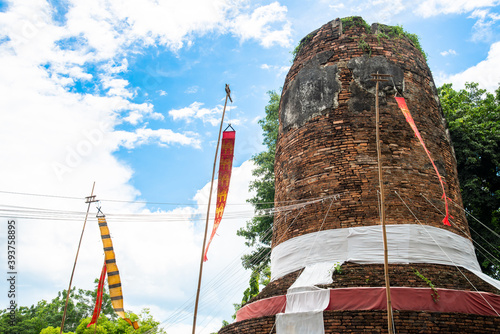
[274,17,467,247]
[249,263,500,304]
[219,17,498,334]
[219,311,500,334]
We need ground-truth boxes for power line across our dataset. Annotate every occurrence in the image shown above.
[395,191,500,316]
[0,189,344,207]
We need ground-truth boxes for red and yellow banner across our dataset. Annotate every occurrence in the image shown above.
[97,214,140,329]
[395,97,451,226]
[87,262,107,328]
[204,130,236,261]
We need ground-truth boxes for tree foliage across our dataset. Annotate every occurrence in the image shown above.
[231,266,271,320]
[0,282,166,334]
[0,284,108,334]
[237,90,280,275]
[439,82,500,278]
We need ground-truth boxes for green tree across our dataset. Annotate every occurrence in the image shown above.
[439,82,500,278]
[0,305,53,334]
[230,90,280,324]
[34,279,115,332]
[39,326,75,334]
[112,309,166,334]
[0,279,134,334]
[75,315,115,334]
[231,266,271,319]
[237,90,280,276]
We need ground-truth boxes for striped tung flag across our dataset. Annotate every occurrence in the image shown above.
[97,213,139,329]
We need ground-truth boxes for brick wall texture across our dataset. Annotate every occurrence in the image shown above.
[273,17,468,247]
[219,17,500,333]
[220,311,500,333]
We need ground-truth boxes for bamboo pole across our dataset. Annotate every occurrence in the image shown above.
[60,182,97,334]
[192,85,232,334]
[371,73,394,334]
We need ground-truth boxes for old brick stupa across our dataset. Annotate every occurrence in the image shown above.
[220,17,500,333]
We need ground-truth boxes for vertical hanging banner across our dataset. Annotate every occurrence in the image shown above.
[395,97,451,226]
[204,130,236,261]
[97,214,140,329]
[87,261,107,327]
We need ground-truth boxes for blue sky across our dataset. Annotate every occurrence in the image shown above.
[0,1,499,333]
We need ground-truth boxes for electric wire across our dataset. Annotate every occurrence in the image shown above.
[0,193,344,225]
[153,205,301,333]
[153,225,276,333]
[0,189,343,207]
[264,198,337,333]
[190,190,500,332]
[160,200,314,333]
[420,194,500,268]
[447,196,500,240]
[0,194,290,334]
[190,191,500,332]
[196,206,304,332]
[159,219,276,329]
[395,191,500,317]
[164,209,292,330]
[5,184,500,330]
[301,198,336,271]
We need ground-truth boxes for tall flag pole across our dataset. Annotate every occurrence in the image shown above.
[96,208,139,329]
[395,97,451,226]
[192,84,233,334]
[60,182,97,334]
[371,73,394,334]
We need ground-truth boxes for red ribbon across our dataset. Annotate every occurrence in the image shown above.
[395,97,451,226]
[87,261,107,327]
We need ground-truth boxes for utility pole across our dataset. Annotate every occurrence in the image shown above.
[60,183,97,334]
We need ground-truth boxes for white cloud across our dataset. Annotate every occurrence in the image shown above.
[329,3,345,10]
[469,9,500,42]
[102,58,129,74]
[185,85,199,94]
[123,107,164,125]
[56,0,292,53]
[415,0,500,17]
[440,49,457,56]
[113,128,202,149]
[102,77,135,98]
[260,63,290,77]
[435,41,500,92]
[230,2,292,48]
[169,101,227,126]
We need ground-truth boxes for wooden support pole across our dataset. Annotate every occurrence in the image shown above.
[371,73,394,334]
[192,84,232,334]
[60,183,97,334]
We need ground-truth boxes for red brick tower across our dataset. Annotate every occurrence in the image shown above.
[220,17,500,333]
